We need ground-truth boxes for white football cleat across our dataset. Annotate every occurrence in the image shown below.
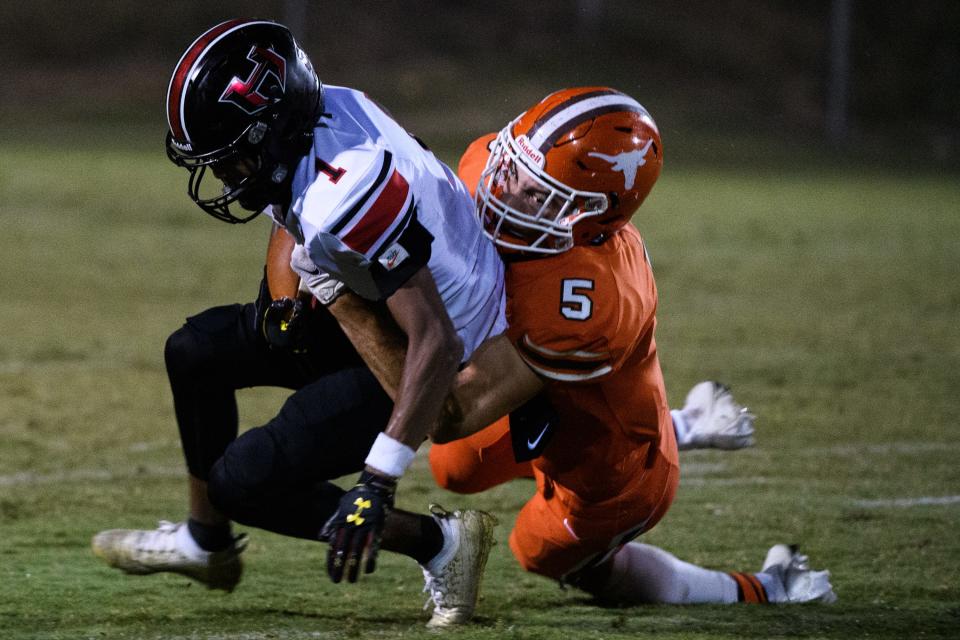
[675,381,756,450]
[421,505,497,629]
[91,520,247,592]
[761,543,837,603]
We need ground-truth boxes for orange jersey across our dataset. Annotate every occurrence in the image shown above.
[458,135,678,497]
[506,227,676,493]
[438,135,679,578]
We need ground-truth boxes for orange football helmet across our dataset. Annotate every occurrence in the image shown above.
[477,87,662,254]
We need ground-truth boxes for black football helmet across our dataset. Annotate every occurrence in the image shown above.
[165,19,322,223]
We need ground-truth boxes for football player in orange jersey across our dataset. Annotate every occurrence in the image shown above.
[421,87,835,604]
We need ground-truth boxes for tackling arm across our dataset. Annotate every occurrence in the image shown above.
[327,296,544,444]
[433,335,543,443]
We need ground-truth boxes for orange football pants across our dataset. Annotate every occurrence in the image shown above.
[430,417,679,580]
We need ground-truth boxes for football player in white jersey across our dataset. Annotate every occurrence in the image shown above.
[92,19,503,628]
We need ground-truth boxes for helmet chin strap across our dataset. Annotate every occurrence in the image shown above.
[226,127,313,220]
[235,168,292,215]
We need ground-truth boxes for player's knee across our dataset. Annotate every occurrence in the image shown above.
[507,527,557,579]
[429,443,485,494]
[164,324,213,380]
[207,430,278,519]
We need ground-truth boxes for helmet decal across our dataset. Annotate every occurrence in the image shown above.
[166,19,276,145]
[587,138,655,190]
[219,45,287,115]
[164,19,323,224]
[526,91,653,153]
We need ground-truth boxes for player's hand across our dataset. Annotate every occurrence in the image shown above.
[262,296,307,351]
[320,470,396,583]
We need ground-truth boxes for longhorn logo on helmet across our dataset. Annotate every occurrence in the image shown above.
[587,139,655,190]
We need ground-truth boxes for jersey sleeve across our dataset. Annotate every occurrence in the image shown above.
[506,253,652,384]
[515,326,617,383]
[456,133,497,199]
[299,147,434,300]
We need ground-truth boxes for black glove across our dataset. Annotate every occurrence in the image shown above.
[262,296,307,351]
[320,470,396,583]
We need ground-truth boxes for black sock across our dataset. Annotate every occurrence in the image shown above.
[382,511,444,565]
[414,515,445,565]
[187,518,233,552]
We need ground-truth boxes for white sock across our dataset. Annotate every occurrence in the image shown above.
[600,542,739,604]
[174,521,208,561]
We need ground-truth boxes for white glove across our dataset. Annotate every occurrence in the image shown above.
[290,244,346,306]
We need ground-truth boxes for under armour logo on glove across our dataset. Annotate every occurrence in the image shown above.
[346,498,372,526]
[321,471,396,583]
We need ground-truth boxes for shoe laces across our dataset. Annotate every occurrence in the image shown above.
[422,554,461,610]
[422,571,442,610]
[134,520,183,557]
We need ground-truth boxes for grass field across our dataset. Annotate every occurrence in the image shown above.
[1,133,958,640]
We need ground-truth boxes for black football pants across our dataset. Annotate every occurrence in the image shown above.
[164,301,393,540]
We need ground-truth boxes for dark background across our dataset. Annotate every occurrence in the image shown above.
[1,1,957,168]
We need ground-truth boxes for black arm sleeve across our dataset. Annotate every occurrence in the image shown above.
[368,206,433,299]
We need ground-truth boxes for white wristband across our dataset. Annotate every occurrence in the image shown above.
[364,432,417,479]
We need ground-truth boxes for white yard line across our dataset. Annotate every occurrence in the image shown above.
[852,495,960,508]
[165,633,333,640]
[679,460,779,487]
[678,461,729,475]
[804,442,959,456]
[682,476,776,486]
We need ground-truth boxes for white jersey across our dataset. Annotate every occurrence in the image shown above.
[276,86,506,359]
